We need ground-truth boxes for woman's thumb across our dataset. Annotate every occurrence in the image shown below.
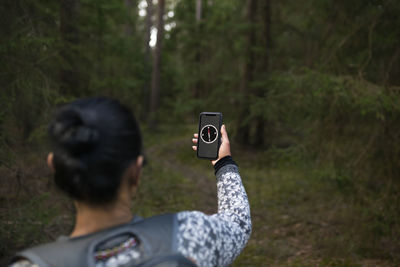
[221,124,229,142]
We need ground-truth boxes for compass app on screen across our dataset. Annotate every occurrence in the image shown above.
[197,112,222,160]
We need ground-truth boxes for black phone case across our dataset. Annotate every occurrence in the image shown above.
[197,112,223,160]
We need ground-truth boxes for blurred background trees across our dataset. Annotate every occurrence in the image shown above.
[1,0,400,264]
[2,0,399,140]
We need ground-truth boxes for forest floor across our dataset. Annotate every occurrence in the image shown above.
[0,124,397,266]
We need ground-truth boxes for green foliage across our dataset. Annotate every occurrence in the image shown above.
[0,0,148,148]
[1,0,400,265]
[249,69,400,182]
[240,70,400,262]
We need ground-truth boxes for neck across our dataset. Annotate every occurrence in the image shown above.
[70,200,132,238]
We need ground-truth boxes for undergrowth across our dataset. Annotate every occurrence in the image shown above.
[1,117,399,266]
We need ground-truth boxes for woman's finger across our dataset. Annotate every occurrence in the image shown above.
[194,133,198,138]
[192,138,198,144]
[192,146,197,151]
[221,125,229,143]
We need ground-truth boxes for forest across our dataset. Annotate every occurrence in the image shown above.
[1,0,400,266]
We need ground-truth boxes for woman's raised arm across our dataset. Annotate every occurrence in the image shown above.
[176,125,252,267]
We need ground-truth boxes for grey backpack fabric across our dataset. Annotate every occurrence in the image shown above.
[11,213,197,267]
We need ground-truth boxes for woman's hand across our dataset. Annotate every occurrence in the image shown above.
[192,124,231,166]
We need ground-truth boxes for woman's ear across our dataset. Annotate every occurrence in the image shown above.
[136,155,144,170]
[132,155,144,186]
[124,155,144,190]
[47,153,55,172]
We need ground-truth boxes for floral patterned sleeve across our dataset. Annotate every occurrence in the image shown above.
[176,163,252,267]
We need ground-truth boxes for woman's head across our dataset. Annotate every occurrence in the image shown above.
[48,97,143,205]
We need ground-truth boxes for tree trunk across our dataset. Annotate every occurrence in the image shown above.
[149,0,165,128]
[237,0,257,145]
[142,0,153,118]
[196,0,202,22]
[193,0,203,98]
[254,0,271,147]
[145,0,153,57]
[60,0,80,96]
[124,0,137,35]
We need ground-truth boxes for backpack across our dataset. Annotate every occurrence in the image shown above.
[10,213,197,267]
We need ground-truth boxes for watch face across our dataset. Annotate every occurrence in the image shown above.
[200,125,218,144]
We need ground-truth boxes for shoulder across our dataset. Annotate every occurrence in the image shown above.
[176,211,217,240]
[176,211,248,267]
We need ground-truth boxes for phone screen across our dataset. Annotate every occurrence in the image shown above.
[197,112,222,159]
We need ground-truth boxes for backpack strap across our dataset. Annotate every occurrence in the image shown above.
[11,213,179,267]
[136,253,197,267]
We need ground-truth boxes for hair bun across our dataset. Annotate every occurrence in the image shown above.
[50,108,99,154]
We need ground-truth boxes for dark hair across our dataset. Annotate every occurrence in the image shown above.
[48,97,142,205]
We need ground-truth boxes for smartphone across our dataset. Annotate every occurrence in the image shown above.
[197,112,223,160]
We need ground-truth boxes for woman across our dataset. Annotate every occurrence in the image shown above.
[10,97,251,267]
